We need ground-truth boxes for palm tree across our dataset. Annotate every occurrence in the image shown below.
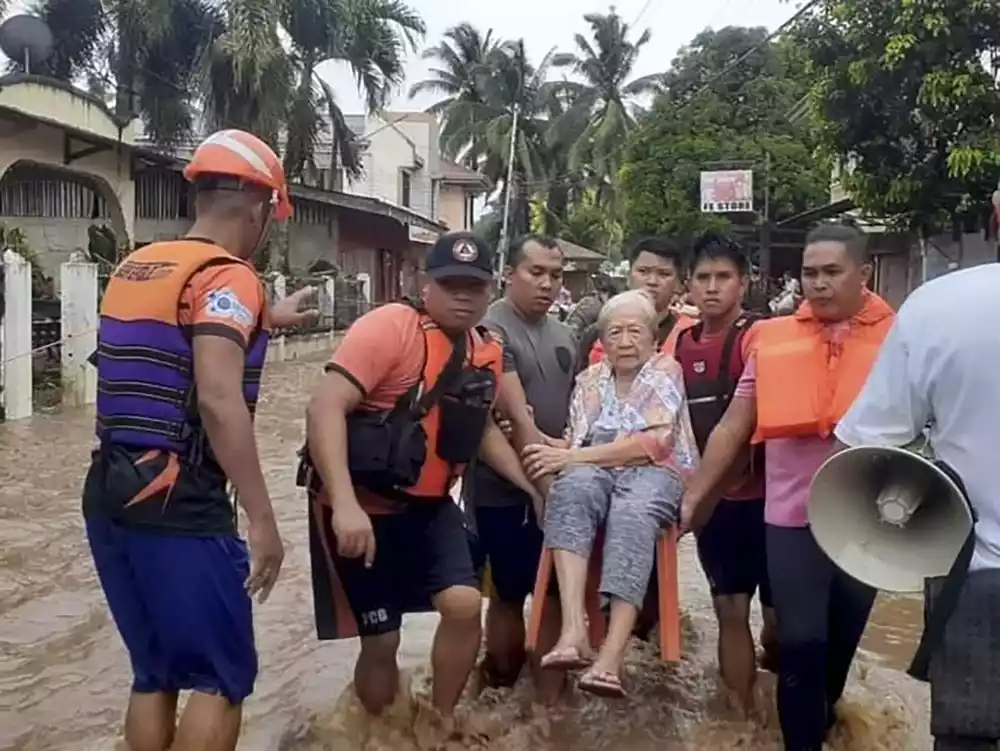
[17,0,221,146]
[21,0,424,174]
[408,22,497,166]
[280,0,426,183]
[201,0,425,271]
[550,11,661,193]
[448,40,563,237]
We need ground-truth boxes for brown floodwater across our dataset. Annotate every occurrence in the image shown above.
[0,354,931,750]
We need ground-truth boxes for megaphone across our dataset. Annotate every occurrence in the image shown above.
[808,442,973,593]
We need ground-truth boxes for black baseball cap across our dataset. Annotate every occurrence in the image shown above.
[425,231,494,281]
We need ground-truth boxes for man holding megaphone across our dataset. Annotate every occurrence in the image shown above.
[832,263,1000,751]
[680,223,896,751]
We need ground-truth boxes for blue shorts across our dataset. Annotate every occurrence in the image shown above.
[474,503,544,604]
[85,514,257,704]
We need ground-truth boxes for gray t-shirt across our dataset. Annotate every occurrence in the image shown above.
[470,297,578,507]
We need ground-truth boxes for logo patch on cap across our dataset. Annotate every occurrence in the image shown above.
[453,239,478,262]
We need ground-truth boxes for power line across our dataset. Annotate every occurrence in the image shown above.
[672,0,823,116]
[631,0,657,27]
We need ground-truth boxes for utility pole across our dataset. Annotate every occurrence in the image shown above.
[496,103,520,275]
[758,151,773,293]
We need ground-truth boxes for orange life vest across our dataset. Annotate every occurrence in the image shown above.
[753,291,895,442]
[405,315,503,498]
[96,240,268,454]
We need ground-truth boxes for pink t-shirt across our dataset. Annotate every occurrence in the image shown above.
[734,353,835,527]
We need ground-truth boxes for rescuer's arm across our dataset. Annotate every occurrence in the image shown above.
[496,370,544,451]
[194,337,273,521]
[681,394,756,532]
[186,267,273,525]
[486,325,552,496]
[186,265,283,601]
[306,370,365,511]
[483,325,542,449]
[306,306,408,565]
[479,415,545,518]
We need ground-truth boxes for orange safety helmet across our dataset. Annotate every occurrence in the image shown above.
[183,129,293,220]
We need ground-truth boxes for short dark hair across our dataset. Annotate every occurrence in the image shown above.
[805,222,869,264]
[690,232,748,275]
[507,234,561,268]
[625,236,685,273]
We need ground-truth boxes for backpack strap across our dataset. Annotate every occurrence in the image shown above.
[716,313,756,404]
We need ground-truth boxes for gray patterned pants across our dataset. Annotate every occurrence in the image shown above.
[543,464,682,608]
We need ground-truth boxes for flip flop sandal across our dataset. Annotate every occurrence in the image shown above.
[578,669,627,699]
[540,646,594,671]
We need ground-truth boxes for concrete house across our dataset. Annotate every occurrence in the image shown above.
[342,111,491,234]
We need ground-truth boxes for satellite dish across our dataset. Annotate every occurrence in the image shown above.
[0,15,54,74]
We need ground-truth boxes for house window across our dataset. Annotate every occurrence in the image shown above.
[400,171,411,207]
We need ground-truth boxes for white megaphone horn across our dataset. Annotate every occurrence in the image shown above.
[808,438,974,593]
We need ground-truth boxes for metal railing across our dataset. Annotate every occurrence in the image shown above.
[264,274,377,334]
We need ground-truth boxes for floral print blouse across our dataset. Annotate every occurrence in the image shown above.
[566,352,699,478]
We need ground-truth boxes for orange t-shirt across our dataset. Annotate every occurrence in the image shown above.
[177,262,267,348]
[327,303,426,409]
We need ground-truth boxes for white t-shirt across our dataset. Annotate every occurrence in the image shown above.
[835,264,1000,572]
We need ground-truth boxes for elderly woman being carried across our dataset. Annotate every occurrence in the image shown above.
[522,290,699,699]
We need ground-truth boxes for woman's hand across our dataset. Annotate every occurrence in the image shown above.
[522,444,572,480]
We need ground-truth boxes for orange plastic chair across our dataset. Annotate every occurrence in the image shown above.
[525,526,681,662]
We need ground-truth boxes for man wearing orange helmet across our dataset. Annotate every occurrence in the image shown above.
[82,129,316,751]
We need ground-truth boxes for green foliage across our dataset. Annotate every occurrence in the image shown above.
[617,26,830,241]
[414,11,659,239]
[0,224,54,298]
[532,190,622,257]
[796,0,1000,232]
[24,0,424,180]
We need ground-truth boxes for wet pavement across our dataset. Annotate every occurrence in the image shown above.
[0,354,931,750]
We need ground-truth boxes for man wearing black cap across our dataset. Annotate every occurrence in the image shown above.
[305,231,540,728]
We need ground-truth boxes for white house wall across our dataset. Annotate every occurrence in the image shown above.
[347,115,433,218]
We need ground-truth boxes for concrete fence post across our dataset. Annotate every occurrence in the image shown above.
[60,260,99,408]
[1,249,33,421]
[323,275,337,348]
[323,275,336,324]
[356,272,371,307]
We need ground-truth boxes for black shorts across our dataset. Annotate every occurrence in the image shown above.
[309,497,478,639]
[696,498,772,607]
[473,503,544,604]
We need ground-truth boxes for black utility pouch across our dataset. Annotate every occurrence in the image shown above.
[436,367,496,464]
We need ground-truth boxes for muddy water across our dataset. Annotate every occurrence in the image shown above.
[0,355,931,750]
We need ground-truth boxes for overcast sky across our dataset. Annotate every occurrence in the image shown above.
[1,0,798,114]
[319,0,797,114]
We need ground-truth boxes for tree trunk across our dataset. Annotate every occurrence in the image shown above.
[114,21,137,122]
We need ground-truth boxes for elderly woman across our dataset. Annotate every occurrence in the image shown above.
[522,289,699,698]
